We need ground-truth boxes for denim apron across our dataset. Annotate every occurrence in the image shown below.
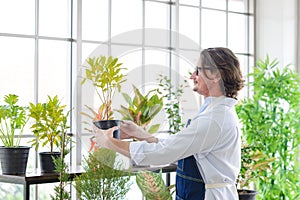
[175,119,206,200]
[175,99,211,200]
[175,155,205,200]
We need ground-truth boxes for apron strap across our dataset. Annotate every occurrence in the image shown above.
[205,183,233,189]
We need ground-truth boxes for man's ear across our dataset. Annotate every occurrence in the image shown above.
[213,71,222,83]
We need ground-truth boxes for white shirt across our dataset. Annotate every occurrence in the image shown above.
[130,96,241,200]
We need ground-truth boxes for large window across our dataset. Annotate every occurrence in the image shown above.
[0,0,254,199]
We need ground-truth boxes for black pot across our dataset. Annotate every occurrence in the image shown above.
[93,120,121,139]
[238,189,257,200]
[0,146,30,175]
[39,152,61,173]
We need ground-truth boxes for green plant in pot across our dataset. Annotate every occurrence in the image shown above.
[236,141,275,200]
[236,56,300,199]
[115,84,163,133]
[74,148,132,200]
[0,94,30,175]
[28,95,70,173]
[81,55,127,138]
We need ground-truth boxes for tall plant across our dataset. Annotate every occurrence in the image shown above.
[81,55,127,121]
[236,56,300,199]
[157,75,187,134]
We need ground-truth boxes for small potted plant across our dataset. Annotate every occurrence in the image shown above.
[74,148,132,200]
[115,84,163,133]
[0,94,30,175]
[81,55,127,138]
[28,95,70,173]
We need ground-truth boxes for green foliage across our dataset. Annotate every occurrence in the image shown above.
[74,148,132,200]
[237,141,275,189]
[115,85,163,133]
[136,170,173,200]
[51,132,72,200]
[81,55,127,120]
[0,94,28,147]
[28,95,70,152]
[236,55,300,199]
[157,75,188,134]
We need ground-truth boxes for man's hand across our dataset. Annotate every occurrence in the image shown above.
[93,125,119,148]
[120,120,158,143]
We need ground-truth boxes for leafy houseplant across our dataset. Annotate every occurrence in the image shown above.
[136,170,174,200]
[74,148,132,200]
[236,56,300,199]
[28,95,70,173]
[115,85,163,133]
[236,141,274,199]
[81,55,127,138]
[157,75,188,134]
[0,94,30,175]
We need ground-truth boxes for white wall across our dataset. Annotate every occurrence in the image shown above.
[256,0,297,68]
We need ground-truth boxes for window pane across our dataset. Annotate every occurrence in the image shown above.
[82,0,108,41]
[179,0,199,6]
[82,43,108,61]
[112,0,142,38]
[38,40,70,105]
[202,0,226,10]
[145,28,170,48]
[228,13,247,52]
[179,6,199,48]
[0,0,35,35]
[228,0,248,13]
[0,37,34,103]
[111,27,143,46]
[111,45,142,71]
[39,0,71,38]
[201,9,226,48]
[145,1,169,30]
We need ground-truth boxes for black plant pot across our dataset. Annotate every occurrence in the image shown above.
[93,120,121,139]
[238,189,257,200]
[0,146,30,175]
[39,152,61,173]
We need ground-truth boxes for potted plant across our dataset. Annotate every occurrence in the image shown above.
[236,56,300,199]
[74,148,132,200]
[115,84,163,133]
[136,170,174,200]
[81,55,127,138]
[0,94,30,175]
[236,141,275,200]
[28,95,70,173]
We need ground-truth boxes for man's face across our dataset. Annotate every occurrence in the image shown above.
[190,59,220,97]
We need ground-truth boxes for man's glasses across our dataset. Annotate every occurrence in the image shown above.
[195,66,211,76]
